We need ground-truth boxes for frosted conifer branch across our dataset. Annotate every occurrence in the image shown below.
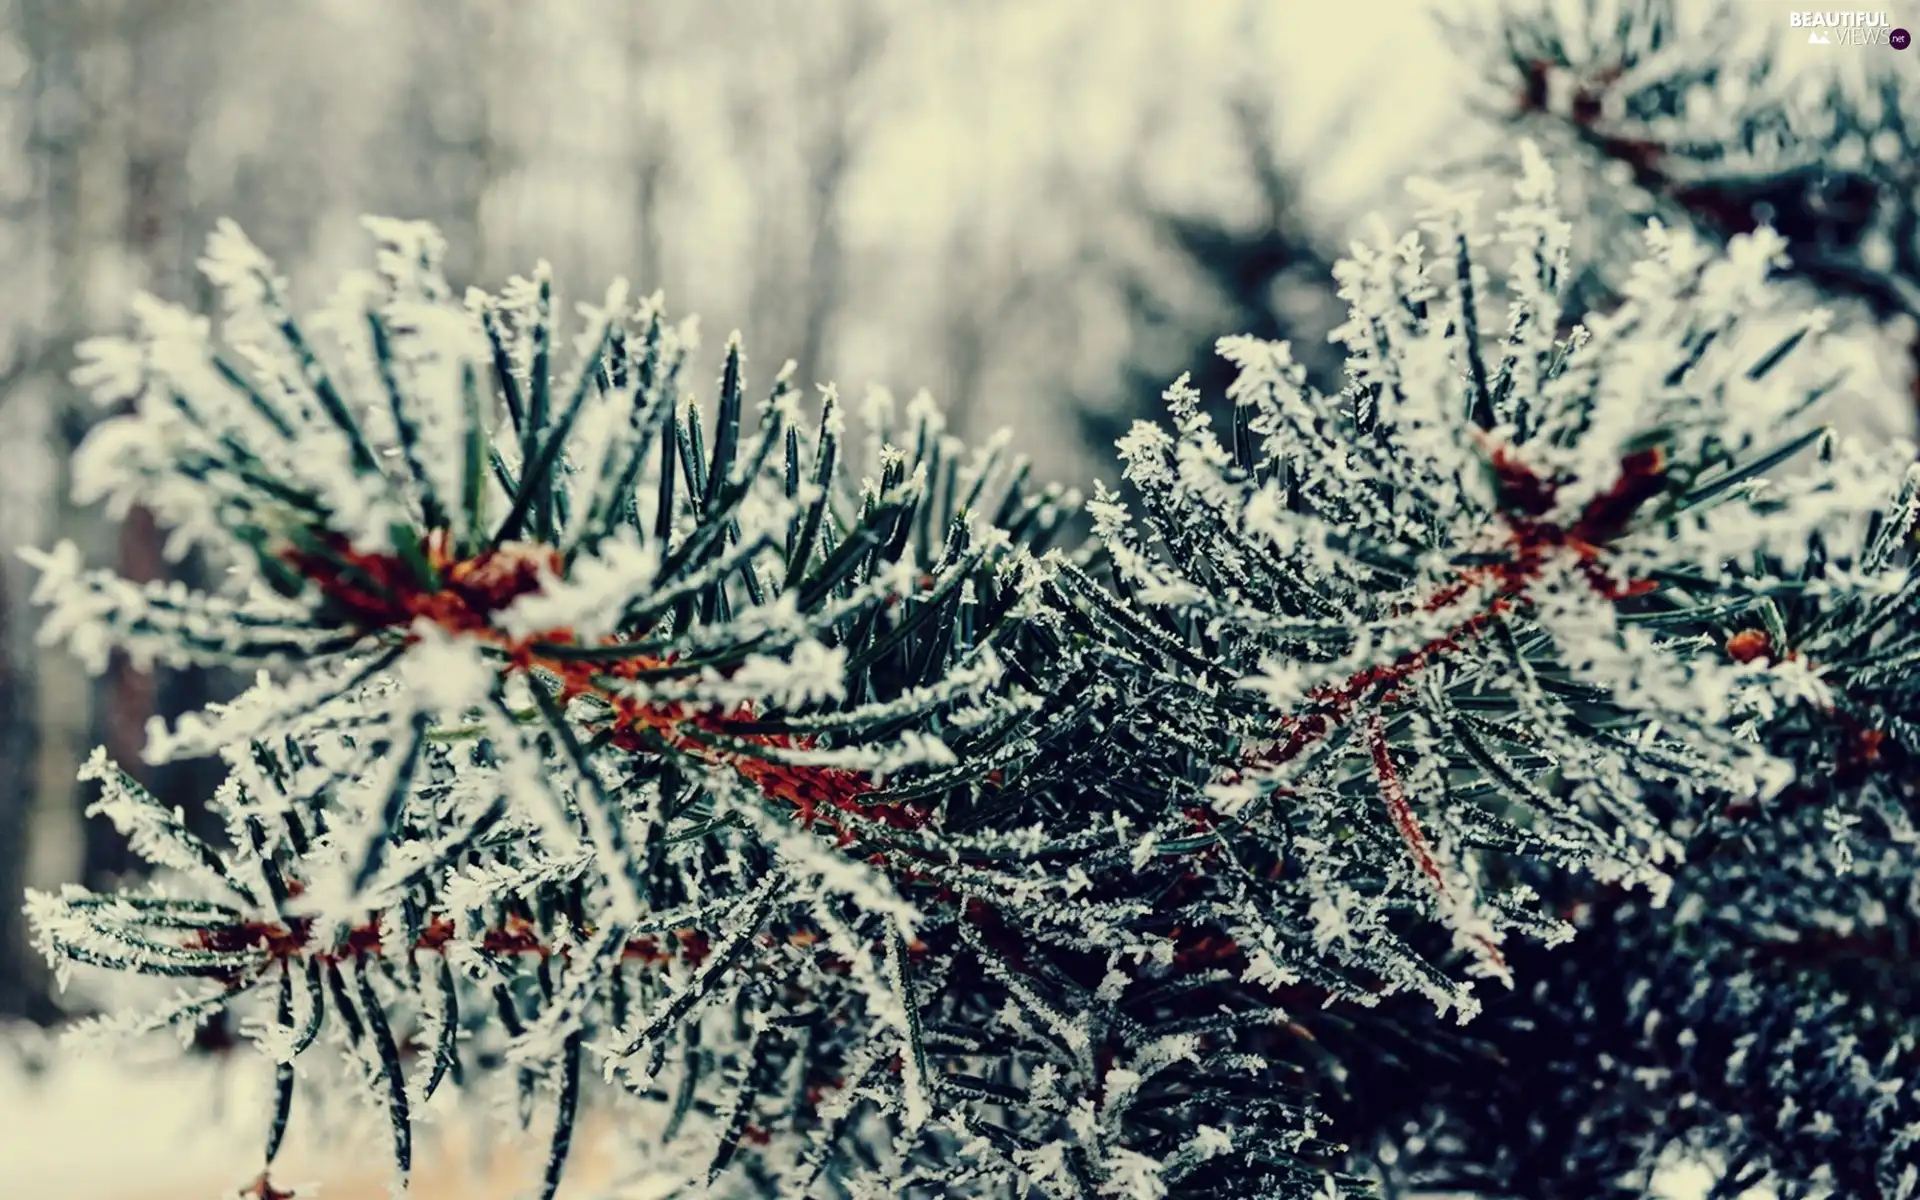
[21,154,1920,1198]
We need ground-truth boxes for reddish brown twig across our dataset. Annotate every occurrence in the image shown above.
[1367,711,1447,893]
[241,1172,298,1200]
[1234,444,1666,787]
[286,529,926,835]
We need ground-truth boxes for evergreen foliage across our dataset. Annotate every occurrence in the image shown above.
[19,149,1920,1198]
[1469,0,1920,351]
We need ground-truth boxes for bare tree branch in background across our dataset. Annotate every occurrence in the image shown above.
[1081,83,1341,459]
[608,3,674,293]
[794,1,884,392]
[732,0,888,392]
[933,188,1102,442]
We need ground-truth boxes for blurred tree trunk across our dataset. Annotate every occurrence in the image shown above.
[27,0,215,910]
[119,7,228,840]
[735,0,883,393]
[613,6,670,294]
[0,0,47,1022]
[792,3,883,392]
[25,0,128,911]
[398,0,500,288]
[0,566,52,1022]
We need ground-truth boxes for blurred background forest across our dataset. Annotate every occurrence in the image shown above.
[2,0,1919,1196]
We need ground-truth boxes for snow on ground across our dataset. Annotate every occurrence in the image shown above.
[0,1028,695,1200]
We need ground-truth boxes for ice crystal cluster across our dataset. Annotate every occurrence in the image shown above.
[21,148,1920,1199]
